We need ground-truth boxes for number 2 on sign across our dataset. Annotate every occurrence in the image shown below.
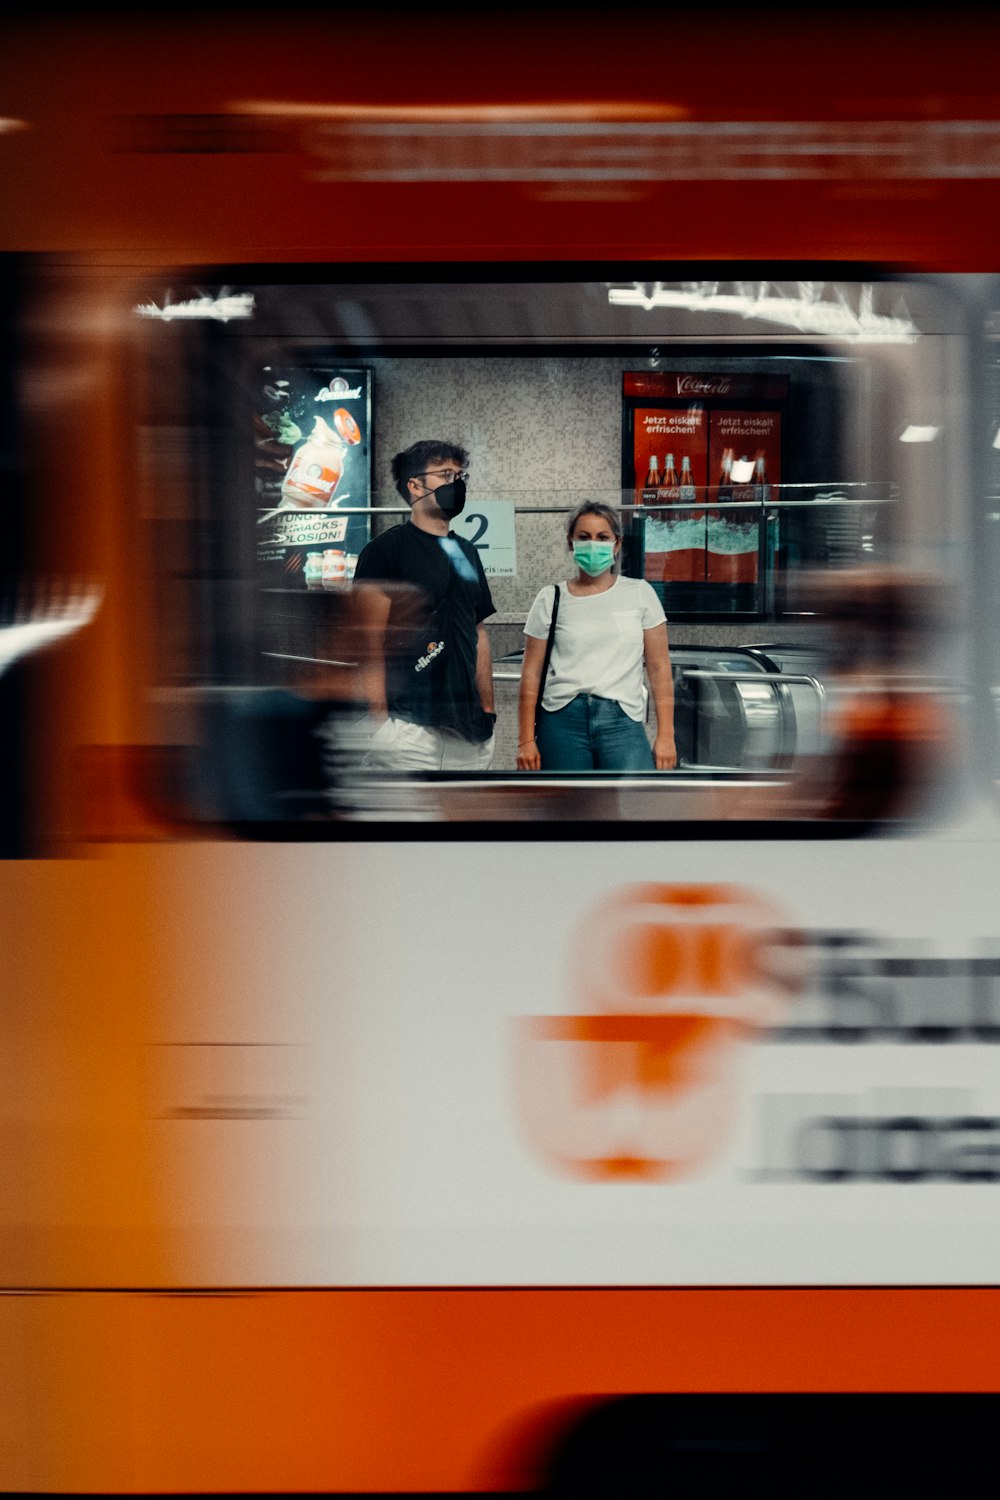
[461,513,489,549]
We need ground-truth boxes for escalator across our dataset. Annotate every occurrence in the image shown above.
[494,643,828,774]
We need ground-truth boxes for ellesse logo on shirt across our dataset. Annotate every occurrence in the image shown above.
[514,884,806,1181]
[415,641,445,672]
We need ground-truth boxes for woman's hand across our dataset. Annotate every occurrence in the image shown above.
[517,738,542,770]
[653,732,677,770]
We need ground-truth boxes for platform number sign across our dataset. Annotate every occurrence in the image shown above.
[450,500,516,576]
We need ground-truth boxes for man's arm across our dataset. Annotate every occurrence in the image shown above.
[476,622,495,715]
[470,543,496,720]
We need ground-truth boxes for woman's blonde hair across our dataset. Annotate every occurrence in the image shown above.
[565,502,623,542]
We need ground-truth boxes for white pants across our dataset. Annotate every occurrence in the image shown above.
[365,716,496,772]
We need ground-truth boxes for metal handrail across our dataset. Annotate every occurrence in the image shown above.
[341,771,787,788]
[257,493,897,517]
[679,667,826,691]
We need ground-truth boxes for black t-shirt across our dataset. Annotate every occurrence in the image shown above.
[354,521,495,740]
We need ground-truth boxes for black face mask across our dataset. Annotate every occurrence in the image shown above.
[431,477,466,518]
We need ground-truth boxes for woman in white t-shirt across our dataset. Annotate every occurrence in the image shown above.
[517,503,677,771]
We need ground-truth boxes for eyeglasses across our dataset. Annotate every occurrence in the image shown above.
[412,468,469,484]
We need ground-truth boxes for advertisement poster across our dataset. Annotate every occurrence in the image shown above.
[633,404,708,584]
[255,366,372,587]
[624,372,787,608]
[707,409,782,584]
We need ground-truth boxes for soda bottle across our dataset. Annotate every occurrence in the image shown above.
[753,454,770,503]
[679,454,696,502]
[717,450,734,503]
[706,450,733,525]
[662,452,679,494]
[639,453,661,507]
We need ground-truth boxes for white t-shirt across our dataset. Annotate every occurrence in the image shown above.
[523,574,667,722]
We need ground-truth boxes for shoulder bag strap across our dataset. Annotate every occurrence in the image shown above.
[534,584,560,734]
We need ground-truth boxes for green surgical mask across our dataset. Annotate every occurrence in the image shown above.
[572,540,617,576]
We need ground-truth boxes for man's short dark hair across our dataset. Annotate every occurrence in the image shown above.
[391,440,468,503]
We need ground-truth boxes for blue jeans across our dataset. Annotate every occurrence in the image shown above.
[536,694,654,771]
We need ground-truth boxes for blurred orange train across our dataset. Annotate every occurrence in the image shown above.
[3,10,1000,1496]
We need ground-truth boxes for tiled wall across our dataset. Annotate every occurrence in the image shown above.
[366,353,632,622]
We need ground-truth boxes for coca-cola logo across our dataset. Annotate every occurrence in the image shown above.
[677,375,732,396]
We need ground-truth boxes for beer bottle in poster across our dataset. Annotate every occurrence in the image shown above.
[644,454,662,488]
[679,454,696,502]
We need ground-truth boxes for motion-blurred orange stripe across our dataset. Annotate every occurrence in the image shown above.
[7,1287,1000,1493]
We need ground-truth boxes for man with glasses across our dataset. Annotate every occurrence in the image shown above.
[353,439,497,771]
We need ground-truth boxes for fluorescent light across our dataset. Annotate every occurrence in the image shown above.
[898,425,939,443]
[607,281,918,342]
[133,293,254,322]
[992,427,1000,450]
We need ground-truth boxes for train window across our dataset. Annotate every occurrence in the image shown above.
[129,267,974,837]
